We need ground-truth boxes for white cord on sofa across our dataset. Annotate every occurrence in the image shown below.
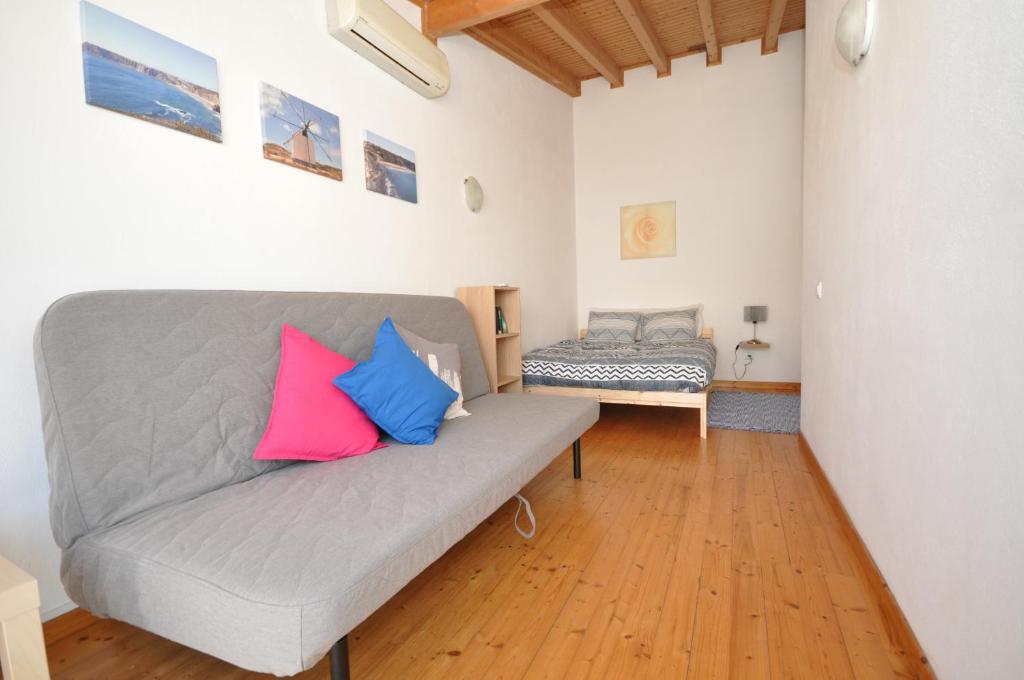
[513,494,536,539]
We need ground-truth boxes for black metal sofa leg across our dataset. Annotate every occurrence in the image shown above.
[330,636,350,680]
[573,438,582,479]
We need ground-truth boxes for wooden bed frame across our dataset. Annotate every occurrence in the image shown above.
[524,327,714,439]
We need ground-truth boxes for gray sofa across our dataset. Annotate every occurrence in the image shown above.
[33,290,598,677]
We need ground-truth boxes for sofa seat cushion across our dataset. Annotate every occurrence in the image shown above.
[62,392,598,676]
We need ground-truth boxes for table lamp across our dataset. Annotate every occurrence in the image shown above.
[744,305,767,344]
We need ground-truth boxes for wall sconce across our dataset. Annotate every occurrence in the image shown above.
[835,0,875,67]
[464,176,483,213]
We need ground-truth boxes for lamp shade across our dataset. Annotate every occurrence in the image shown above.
[744,306,767,323]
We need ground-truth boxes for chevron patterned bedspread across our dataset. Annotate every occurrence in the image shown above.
[522,339,716,393]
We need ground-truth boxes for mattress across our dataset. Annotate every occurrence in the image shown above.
[523,339,716,393]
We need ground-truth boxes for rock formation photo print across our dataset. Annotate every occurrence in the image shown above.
[80,2,221,142]
[620,200,676,260]
[363,131,417,204]
[259,83,342,181]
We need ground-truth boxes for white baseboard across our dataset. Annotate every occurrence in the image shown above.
[41,599,76,622]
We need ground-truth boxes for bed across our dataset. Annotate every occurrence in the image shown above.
[523,327,716,438]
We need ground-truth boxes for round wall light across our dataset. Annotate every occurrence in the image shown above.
[464,176,483,213]
[835,0,875,67]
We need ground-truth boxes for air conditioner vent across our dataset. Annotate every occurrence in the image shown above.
[327,0,450,98]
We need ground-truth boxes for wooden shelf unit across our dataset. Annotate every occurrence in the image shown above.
[456,285,523,394]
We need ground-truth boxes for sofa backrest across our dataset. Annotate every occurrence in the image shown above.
[34,290,490,548]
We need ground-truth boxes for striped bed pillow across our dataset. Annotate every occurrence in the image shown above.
[584,311,640,344]
[640,309,698,343]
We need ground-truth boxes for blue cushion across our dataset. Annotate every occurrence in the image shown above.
[333,317,458,445]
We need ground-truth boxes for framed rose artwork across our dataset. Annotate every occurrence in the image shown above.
[620,201,676,260]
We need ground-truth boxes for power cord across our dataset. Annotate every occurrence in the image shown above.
[732,343,753,380]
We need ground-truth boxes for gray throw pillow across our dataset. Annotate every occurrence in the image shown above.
[584,310,640,344]
[640,309,698,343]
[396,324,470,419]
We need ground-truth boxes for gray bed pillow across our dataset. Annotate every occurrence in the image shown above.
[584,311,640,344]
[396,324,470,419]
[640,309,698,343]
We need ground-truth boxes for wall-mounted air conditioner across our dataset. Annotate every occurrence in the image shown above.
[327,0,450,98]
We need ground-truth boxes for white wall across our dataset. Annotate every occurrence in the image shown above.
[802,2,1024,679]
[573,33,804,381]
[0,0,576,617]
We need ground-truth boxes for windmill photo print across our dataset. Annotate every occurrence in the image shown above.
[259,83,342,181]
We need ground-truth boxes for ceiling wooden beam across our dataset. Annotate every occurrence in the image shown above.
[695,0,721,66]
[762,0,788,54]
[532,1,624,88]
[466,23,581,96]
[611,0,670,76]
[423,0,549,38]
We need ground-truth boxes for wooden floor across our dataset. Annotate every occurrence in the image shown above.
[36,404,931,680]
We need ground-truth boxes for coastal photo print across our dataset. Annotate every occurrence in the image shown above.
[620,200,676,260]
[363,131,417,203]
[79,2,221,142]
[259,83,342,181]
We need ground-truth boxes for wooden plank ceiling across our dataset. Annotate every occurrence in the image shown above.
[416,0,804,96]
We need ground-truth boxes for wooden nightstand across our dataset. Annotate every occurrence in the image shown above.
[0,556,50,679]
[740,340,771,350]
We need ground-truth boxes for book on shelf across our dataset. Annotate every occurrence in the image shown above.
[495,306,508,334]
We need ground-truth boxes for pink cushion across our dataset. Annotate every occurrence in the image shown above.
[253,324,384,461]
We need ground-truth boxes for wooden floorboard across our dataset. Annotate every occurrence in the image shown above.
[32,405,932,679]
